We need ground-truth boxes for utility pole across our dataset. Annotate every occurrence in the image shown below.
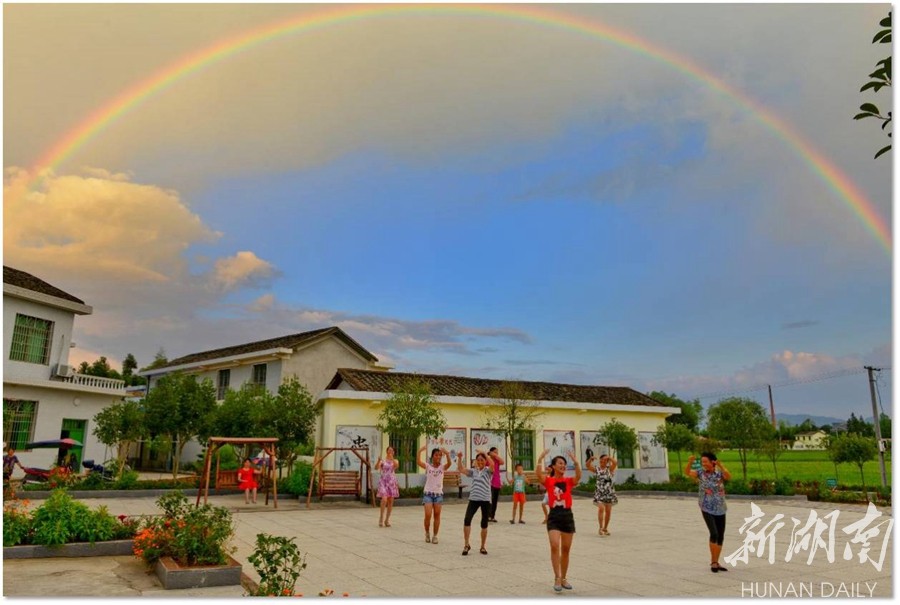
[864,366,888,487]
[767,385,776,429]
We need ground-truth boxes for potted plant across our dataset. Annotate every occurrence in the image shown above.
[133,491,240,589]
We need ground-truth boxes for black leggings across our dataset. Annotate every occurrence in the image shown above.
[464,500,491,529]
[702,512,726,546]
[490,487,501,519]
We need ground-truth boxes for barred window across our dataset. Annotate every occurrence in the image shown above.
[9,314,53,365]
[217,369,231,400]
[251,364,267,388]
[3,399,37,450]
[388,435,418,473]
[512,430,535,470]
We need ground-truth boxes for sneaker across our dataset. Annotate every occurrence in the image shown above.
[425,534,431,543]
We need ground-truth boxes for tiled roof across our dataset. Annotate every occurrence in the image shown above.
[327,368,666,407]
[159,327,378,369]
[3,266,85,304]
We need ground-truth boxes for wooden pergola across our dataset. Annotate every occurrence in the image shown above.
[197,437,279,508]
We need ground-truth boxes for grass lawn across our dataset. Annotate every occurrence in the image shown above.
[667,449,892,487]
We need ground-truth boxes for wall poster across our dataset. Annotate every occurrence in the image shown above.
[579,431,611,469]
[638,432,667,469]
[426,428,467,468]
[542,430,576,470]
[469,428,507,471]
[334,425,381,472]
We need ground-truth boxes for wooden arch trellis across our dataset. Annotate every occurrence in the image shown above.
[197,437,279,508]
[306,447,375,508]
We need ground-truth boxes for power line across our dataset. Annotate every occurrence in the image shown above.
[691,366,872,401]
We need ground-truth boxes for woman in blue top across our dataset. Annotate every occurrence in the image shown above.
[457,450,495,555]
[685,452,731,573]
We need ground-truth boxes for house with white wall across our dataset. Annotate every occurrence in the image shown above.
[3,266,126,472]
[141,327,387,466]
[793,430,827,450]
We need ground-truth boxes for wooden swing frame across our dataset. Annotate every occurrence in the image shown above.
[306,446,375,508]
[196,437,279,508]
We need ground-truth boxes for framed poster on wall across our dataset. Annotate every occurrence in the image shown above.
[426,427,467,467]
[579,431,611,468]
[638,432,667,469]
[543,430,576,471]
[469,428,507,471]
[334,425,381,472]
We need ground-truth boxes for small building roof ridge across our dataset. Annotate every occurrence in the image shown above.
[3,265,85,304]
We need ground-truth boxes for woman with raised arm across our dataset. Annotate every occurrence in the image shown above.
[685,452,731,573]
[417,445,451,544]
[587,454,618,535]
[536,448,581,593]
[457,450,495,555]
[375,446,400,527]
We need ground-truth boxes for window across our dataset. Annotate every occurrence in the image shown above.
[512,430,534,470]
[251,364,267,389]
[217,369,231,400]
[618,447,635,469]
[3,399,37,450]
[9,314,53,365]
[388,435,417,473]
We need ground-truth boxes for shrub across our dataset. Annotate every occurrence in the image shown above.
[279,462,313,496]
[133,491,235,567]
[3,495,33,547]
[113,470,140,490]
[749,479,775,496]
[248,533,307,597]
[773,477,795,496]
[26,489,138,546]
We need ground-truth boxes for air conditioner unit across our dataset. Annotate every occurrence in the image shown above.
[54,364,74,378]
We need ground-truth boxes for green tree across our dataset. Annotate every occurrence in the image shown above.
[144,373,217,478]
[706,397,771,481]
[652,422,694,472]
[855,11,892,158]
[597,418,638,464]
[879,413,891,439]
[376,378,447,487]
[648,391,703,431]
[92,401,145,479]
[483,381,544,470]
[846,413,875,437]
[211,383,266,442]
[756,427,787,480]
[827,433,879,500]
[140,348,169,372]
[253,377,320,477]
[120,353,146,386]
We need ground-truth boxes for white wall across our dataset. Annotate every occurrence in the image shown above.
[3,296,76,381]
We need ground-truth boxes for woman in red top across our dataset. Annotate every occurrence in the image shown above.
[535,448,581,593]
[237,458,260,504]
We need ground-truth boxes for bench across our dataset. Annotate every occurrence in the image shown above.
[443,472,464,498]
[216,469,239,493]
[319,470,361,500]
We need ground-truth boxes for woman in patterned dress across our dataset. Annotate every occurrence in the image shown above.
[375,447,400,527]
[685,452,731,573]
[588,454,618,535]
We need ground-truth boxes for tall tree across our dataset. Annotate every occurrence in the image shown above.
[648,391,703,431]
[855,11,892,158]
[847,413,875,437]
[140,348,169,372]
[92,401,145,479]
[652,422,694,472]
[253,377,320,477]
[143,372,217,478]
[756,427,787,480]
[706,397,771,480]
[483,381,544,470]
[827,433,879,500]
[376,378,447,487]
[597,418,638,464]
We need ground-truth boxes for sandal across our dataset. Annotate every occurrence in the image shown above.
[716,563,728,572]
[462,544,471,556]
[479,547,488,555]
[553,578,563,593]
[384,521,391,527]
[425,534,431,543]
[561,580,573,590]
[710,563,719,573]
[432,536,438,545]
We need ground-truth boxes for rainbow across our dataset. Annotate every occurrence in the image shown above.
[27,3,891,255]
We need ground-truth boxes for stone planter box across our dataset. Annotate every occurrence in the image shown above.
[154,555,242,590]
[4,539,134,559]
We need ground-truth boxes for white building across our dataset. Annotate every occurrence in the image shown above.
[3,266,126,472]
[792,430,828,450]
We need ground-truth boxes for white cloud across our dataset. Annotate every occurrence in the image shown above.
[210,251,275,291]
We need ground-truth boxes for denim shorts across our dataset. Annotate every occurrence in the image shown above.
[423,492,444,505]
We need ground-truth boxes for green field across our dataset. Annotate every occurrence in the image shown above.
[666,450,892,487]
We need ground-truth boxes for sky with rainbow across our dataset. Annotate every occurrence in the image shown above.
[3,3,893,420]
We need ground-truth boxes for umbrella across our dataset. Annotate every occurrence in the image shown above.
[25,438,82,449]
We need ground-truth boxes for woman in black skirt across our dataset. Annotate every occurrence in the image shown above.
[535,448,582,593]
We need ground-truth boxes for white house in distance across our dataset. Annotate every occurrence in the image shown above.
[140,326,388,465]
[3,266,126,472]
[793,430,828,450]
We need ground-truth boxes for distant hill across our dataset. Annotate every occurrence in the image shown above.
[776,413,844,427]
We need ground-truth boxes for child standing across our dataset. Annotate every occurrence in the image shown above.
[509,463,527,524]
[237,458,259,504]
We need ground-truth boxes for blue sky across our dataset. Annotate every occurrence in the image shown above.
[4,3,892,420]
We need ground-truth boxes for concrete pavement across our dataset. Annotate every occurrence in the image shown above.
[3,493,893,598]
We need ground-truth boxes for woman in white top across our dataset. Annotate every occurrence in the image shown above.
[417,445,451,544]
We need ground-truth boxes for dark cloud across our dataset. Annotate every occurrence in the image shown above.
[782,320,820,330]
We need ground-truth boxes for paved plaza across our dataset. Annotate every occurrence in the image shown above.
[3,493,893,598]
